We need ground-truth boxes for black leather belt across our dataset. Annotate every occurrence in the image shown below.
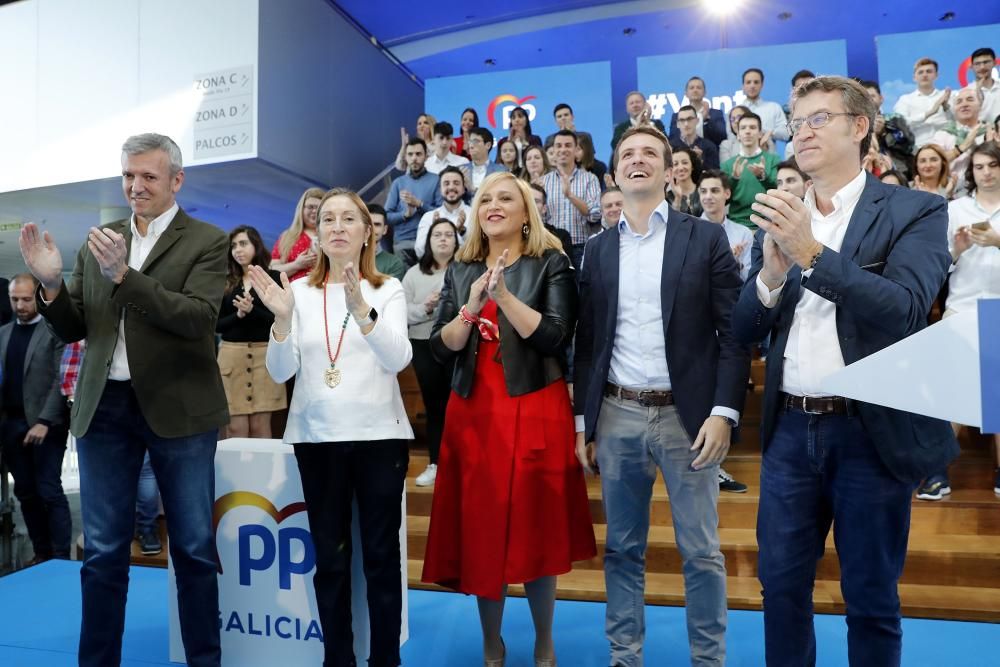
[605,382,674,407]
[780,392,852,415]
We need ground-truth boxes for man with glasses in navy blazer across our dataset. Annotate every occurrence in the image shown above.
[732,76,959,667]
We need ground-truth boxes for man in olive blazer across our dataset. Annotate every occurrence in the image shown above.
[20,133,228,667]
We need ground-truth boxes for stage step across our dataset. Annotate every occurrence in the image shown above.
[406,559,1000,622]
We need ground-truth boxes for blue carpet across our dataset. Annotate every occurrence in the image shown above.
[0,560,995,666]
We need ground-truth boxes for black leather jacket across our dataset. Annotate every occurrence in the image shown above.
[429,249,576,398]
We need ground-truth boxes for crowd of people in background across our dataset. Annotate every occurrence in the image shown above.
[3,44,1000,667]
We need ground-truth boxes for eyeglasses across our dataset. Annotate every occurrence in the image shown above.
[787,111,857,136]
[677,116,698,124]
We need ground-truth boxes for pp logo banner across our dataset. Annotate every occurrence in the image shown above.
[214,491,315,591]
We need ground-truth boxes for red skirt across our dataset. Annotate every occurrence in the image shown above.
[421,301,596,599]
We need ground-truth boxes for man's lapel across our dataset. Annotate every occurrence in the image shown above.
[660,209,692,336]
[838,173,884,261]
[139,209,188,273]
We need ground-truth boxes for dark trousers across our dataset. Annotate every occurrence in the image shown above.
[0,416,71,559]
[409,339,452,464]
[294,439,408,667]
[757,407,915,667]
[76,381,220,667]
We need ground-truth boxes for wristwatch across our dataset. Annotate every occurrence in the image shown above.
[355,307,378,327]
[721,416,738,429]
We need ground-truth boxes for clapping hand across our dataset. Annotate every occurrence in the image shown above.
[424,290,441,314]
[249,266,294,324]
[87,227,129,284]
[486,249,510,301]
[18,223,63,294]
[456,209,467,235]
[750,189,817,280]
[342,262,370,321]
[233,292,254,318]
[747,162,765,180]
[466,267,493,316]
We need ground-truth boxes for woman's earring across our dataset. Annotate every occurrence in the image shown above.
[522,222,530,237]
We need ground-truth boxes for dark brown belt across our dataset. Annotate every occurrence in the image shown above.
[780,392,852,415]
[605,382,674,407]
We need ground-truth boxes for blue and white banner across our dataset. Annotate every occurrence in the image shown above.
[425,62,614,159]
[979,299,1000,434]
[876,23,1000,113]
[637,40,848,124]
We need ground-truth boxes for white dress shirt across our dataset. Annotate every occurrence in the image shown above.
[577,201,739,430]
[979,80,1000,124]
[755,169,867,396]
[413,203,471,258]
[267,278,413,443]
[743,98,790,141]
[470,161,489,190]
[944,194,1000,315]
[702,214,754,281]
[108,203,178,381]
[893,88,952,148]
[425,151,469,175]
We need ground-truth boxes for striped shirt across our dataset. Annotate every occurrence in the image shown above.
[543,168,601,245]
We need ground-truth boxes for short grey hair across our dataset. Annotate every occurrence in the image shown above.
[121,133,183,175]
[792,76,876,159]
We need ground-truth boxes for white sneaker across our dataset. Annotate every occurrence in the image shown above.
[415,464,437,487]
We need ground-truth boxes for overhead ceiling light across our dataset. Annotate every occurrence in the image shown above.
[623,27,637,35]
[939,11,955,21]
[484,58,496,66]
[702,0,742,16]
[777,11,792,20]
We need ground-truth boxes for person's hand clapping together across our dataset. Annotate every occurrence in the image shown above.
[249,266,294,339]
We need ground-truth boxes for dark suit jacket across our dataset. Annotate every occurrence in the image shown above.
[668,108,727,147]
[731,174,959,484]
[0,320,66,426]
[38,207,230,439]
[574,207,751,443]
[0,278,12,325]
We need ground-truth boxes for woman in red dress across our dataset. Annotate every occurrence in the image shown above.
[422,172,596,667]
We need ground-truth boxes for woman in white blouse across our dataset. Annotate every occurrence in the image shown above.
[250,188,412,667]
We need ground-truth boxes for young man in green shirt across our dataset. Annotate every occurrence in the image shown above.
[721,111,780,227]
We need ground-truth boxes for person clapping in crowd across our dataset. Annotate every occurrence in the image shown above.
[521,144,552,187]
[271,187,324,281]
[911,143,955,198]
[216,226,286,439]
[666,146,704,217]
[403,219,460,487]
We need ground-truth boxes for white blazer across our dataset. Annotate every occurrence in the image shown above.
[267,277,414,444]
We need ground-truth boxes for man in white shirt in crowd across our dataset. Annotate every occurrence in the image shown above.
[459,127,507,196]
[892,57,952,149]
[776,158,812,200]
[732,75,957,667]
[971,47,1000,125]
[425,122,469,175]
[740,68,791,147]
[930,85,988,196]
[699,170,753,282]
[543,129,601,270]
[916,141,1000,501]
[414,166,470,258]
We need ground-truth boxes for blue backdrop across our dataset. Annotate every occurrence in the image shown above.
[876,23,1000,113]
[980,299,1000,434]
[636,40,849,126]
[425,61,614,161]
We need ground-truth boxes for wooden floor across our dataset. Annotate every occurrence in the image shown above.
[134,361,1000,621]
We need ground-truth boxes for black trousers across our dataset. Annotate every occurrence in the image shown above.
[293,439,408,667]
[409,339,453,465]
[0,416,71,559]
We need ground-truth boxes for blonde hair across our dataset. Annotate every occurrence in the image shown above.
[456,172,563,263]
[307,188,388,289]
[278,187,326,260]
[417,114,437,142]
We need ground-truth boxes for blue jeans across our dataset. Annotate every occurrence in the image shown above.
[76,381,220,667]
[596,396,726,667]
[758,407,915,667]
[135,451,160,533]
